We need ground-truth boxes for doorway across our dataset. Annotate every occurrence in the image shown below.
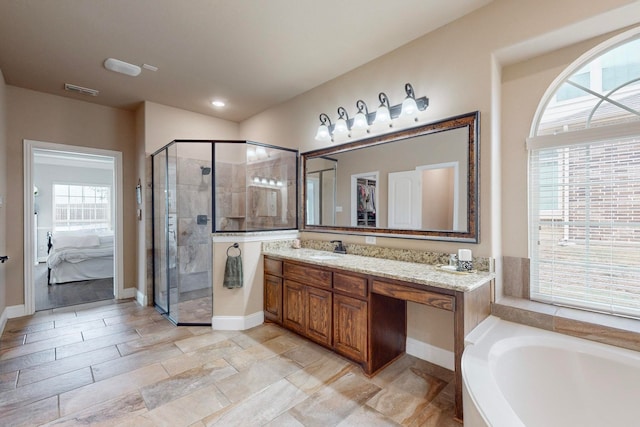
[24,140,124,314]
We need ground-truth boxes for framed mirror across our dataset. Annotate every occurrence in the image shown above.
[301,111,479,242]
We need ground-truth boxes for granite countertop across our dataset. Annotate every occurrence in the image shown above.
[262,247,494,293]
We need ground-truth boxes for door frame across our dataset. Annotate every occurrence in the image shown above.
[23,139,125,314]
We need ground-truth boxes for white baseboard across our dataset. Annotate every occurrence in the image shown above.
[6,304,26,319]
[121,287,137,300]
[212,311,264,331]
[136,290,147,307]
[406,337,455,371]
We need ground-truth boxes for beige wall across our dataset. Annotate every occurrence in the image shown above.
[144,101,239,153]
[240,0,639,353]
[5,87,137,305]
[0,70,7,316]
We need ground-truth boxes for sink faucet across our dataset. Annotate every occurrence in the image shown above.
[330,240,347,254]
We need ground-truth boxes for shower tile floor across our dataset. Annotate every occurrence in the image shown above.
[0,299,459,426]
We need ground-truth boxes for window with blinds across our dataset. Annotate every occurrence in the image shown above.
[529,32,640,318]
[530,136,640,317]
[53,184,111,232]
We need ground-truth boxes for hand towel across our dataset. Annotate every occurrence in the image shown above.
[223,253,243,288]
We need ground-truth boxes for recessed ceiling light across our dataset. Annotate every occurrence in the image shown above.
[211,100,225,107]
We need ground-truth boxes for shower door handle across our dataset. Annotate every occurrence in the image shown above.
[0,256,8,264]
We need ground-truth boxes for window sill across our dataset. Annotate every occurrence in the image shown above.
[492,296,640,353]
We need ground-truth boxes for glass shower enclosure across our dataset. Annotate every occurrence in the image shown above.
[152,140,298,325]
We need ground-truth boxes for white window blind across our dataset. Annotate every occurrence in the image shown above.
[54,184,112,232]
[529,136,640,317]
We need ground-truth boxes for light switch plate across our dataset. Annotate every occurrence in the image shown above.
[335,206,343,212]
[365,236,376,244]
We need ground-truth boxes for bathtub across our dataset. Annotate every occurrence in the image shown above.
[462,316,640,427]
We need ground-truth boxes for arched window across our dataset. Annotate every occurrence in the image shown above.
[528,30,640,317]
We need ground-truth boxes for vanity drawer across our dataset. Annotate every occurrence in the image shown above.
[333,272,367,299]
[264,257,283,276]
[371,280,454,311]
[284,262,332,289]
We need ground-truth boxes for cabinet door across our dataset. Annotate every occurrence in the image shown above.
[264,274,282,324]
[306,286,332,346]
[283,280,306,334]
[333,294,368,362]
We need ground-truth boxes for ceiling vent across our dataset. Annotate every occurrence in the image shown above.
[64,83,99,97]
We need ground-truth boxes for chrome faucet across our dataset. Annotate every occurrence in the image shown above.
[330,240,347,254]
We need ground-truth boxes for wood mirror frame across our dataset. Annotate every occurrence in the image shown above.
[301,111,479,242]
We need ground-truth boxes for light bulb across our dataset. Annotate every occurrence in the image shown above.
[315,124,331,141]
[374,105,390,125]
[400,97,418,119]
[334,118,348,134]
[352,112,368,130]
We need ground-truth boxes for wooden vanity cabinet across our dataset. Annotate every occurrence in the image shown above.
[264,258,284,324]
[281,262,333,347]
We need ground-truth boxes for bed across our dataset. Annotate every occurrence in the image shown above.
[46,231,114,285]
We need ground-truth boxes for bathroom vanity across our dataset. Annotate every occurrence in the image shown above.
[262,247,494,421]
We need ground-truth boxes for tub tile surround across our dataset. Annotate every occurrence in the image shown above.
[496,256,640,353]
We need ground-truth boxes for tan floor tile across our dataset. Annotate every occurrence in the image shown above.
[46,392,147,426]
[59,363,169,416]
[25,318,106,343]
[4,319,54,335]
[55,330,140,359]
[0,370,17,391]
[281,340,333,367]
[0,367,93,413]
[337,405,401,426]
[0,332,26,349]
[162,339,243,376]
[286,353,354,395]
[117,327,194,356]
[91,342,182,382]
[142,383,230,427]
[215,355,301,403]
[173,330,231,353]
[203,378,307,426]
[230,323,288,349]
[141,359,236,410]
[80,318,153,341]
[0,348,55,374]
[263,411,306,427]
[0,332,83,361]
[18,345,120,386]
[224,341,279,371]
[0,395,59,426]
[289,371,382,426]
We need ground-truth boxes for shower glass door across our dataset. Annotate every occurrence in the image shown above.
[152,150,169,314]
[152,142,212,325]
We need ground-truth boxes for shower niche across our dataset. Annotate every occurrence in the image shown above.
[152,140,298,325]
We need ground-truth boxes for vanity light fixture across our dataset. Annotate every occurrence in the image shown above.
[399,83,419,121]
[373,92,392,127]
[352,100,370,131]
[333,107,350,136]
[314,113,333,141]
[314,82,428,142]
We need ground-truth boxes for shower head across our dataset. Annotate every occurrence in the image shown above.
[201,166,211,175]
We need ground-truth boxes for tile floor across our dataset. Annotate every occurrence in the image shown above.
[0,299,460,426]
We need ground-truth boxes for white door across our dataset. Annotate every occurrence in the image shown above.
[388,170,422,229]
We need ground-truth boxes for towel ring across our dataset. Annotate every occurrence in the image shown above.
[227,243,241,257]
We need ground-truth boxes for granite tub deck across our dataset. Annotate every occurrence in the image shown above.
[261,247,494,293]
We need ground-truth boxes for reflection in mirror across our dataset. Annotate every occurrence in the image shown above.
[305,157,337,226]
[302,111,479,242]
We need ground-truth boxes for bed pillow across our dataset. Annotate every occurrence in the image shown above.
[53,233,101,249]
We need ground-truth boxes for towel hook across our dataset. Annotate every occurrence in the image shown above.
[226,243,241,257]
